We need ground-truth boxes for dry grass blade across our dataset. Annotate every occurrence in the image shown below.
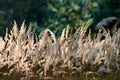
[11,21,19,39]
[65,25,70,39]
[60,28,66,45]
[80,19,92,39]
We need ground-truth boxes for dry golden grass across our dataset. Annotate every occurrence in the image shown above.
[0,20,120,80]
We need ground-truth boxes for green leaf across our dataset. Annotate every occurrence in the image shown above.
[92,2,98,7]
[47,4,58,12]
[59,7,66,14]
[72,3,80,11]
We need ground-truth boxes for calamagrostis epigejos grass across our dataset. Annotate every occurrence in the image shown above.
[0,20,120,80]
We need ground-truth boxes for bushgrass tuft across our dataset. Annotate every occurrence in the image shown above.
[0,20,120,80]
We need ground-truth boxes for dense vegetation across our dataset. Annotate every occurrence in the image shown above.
[0,21,120,80]
[0,0,120,36]
[0,1,120,80]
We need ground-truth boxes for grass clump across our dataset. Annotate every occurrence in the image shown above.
[0,20,120,80]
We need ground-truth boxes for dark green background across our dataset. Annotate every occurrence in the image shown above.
[0,0,120,36]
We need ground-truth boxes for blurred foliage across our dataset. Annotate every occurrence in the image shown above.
[0,0,120,36]
[45,0,95,35]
